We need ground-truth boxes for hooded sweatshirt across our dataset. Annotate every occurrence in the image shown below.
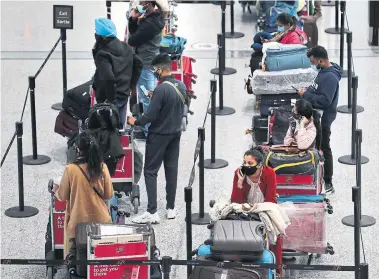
[128,12,165,67]
[303,63,342,128]
[93,37,141,104]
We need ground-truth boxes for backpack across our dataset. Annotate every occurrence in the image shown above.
[87,102,121,130]
[269,105,293,145]
[160,33,187,59]
[267,1,300,29]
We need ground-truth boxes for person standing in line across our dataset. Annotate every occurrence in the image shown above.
[127,54,188,224]
[128,0,166,139]
[297,45,342,194]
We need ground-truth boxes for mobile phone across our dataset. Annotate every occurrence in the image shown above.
[139,85,150,97]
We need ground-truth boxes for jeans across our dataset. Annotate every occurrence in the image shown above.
[252,32,273,52]
[118,101,128,128]
[321,127,333,184]
[137,68,158,136]
[144,132,181,214]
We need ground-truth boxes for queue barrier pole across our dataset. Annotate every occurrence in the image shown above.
[339,1,348,77]
[325,0,348,34]
[192,128,211,225]
[338,77,369,166]
[184,186,193,277]
[225,0,244,39]
[23,76,51,166]
[106,1,112,19]
[161,256,172,279]
[4,122,39,218]
[337,31,364,114]
[322,0,335,7]
[204,80,229,169]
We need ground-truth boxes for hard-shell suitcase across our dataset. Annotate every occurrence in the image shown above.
[190,254,275,279]
[251,68,317,95]
[210,220,266,262]
[252,115,269,144]
[62,80,92,121]
[265,44,311,72]
[54,110,79,138]
[303,20,319,49]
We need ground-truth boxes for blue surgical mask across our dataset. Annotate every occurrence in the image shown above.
[311,64,321,72]
[136,5,147,14]
[277,26,285,32]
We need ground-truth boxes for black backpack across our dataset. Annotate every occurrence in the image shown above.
[87,102,121,130]
[270,105,293,145]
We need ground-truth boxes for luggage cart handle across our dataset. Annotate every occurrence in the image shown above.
[48,179,54,194]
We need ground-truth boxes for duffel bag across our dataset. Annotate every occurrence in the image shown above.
[265,149,320,175]
[54,111,79,138]
[62,80,92,121]
[265,44,311,72]
[160,33,187,57]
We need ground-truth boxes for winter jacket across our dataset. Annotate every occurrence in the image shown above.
[128,12,165,67]
[280,25,308,44]
[303,63,342,128]
[93,37,142,105]
[284,119,317,150]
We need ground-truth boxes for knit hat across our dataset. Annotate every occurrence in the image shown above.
[95,18,117,37]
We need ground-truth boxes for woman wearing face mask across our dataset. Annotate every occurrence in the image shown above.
[230,146,276,204]
[252,12,308,52]
[284,99,321,150]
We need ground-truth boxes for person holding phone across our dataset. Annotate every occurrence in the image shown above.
[283,99,321,150]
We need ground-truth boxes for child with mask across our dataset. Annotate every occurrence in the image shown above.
[252,12,308,52]
[284,99,321,150]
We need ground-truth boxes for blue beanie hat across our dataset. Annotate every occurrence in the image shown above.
[95,18,117,38]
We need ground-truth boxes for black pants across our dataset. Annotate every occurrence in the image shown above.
[144,132,181,214]
[321,127,333,184]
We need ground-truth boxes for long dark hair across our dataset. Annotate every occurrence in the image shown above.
[244,146,265,164]
[75,131,103,182]
[276,12,297,28]
[295,99,322,149]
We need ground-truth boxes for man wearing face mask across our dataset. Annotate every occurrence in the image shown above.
[297,46,342,194]
[127,53,188,224]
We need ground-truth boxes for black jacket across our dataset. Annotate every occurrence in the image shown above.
[128,12,165,67]
[93,37,142,105]
[135,75,188,135]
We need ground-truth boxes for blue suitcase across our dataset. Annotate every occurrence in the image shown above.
[197,244,275,279]
[277,195,325,204]
[265,44,311,72]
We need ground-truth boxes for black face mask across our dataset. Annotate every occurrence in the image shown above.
[292,113,301,120]
[243,165,258,176]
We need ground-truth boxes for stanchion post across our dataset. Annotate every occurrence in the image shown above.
[322,0,335,7]
[338,77,369,165]
[225,1,244,39]
[339,1,348,77]
[204,80,228,169]
[210,3,237,76]
[352,186,361,279]
[52,5,73,111]
[4,122,39,218]
[325,0,347,34]
[161,256,172,279]
[341,130,376,228]
[23,76,51,166]
[184,186,193,277]
[192,128,211,225]
[106,0,112,19]
[360,263,369,279]
[337,31,364,113]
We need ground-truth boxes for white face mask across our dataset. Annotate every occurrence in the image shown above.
[311,64,320,72]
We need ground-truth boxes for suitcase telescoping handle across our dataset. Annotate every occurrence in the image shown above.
[47,179,54,194]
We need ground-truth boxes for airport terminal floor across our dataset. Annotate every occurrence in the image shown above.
[1,1,379,279]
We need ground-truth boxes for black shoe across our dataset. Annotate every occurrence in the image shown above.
[325,183,335,194]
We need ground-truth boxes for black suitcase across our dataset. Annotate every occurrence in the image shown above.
[303,20,318,49]
[259,94,299,116]
[210,220,265,262]
[54,110,79,138]
[252,115,269,144]
[190,255,263,279]
[62,80,92,121]
[73,223,90,277]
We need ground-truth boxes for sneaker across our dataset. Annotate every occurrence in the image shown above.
[132,212,160,224]
[166,208,177,220]
[325,183,335,194]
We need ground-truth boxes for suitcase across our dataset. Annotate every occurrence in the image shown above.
[210,220,265,262]
[190,254,275,279]
[265,44,311,72]
[303,20,319,49]
[249,52,263,76]
[269,105,293,144]
[252,115,269,144]
[259,94,299,116]
[278,197,331,254]
[74,222,91,277]
[251,68,317,95]
[54,110,79,138]
[62,80,92,121]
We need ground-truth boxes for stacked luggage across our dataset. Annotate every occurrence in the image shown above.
[192,220,276,279]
